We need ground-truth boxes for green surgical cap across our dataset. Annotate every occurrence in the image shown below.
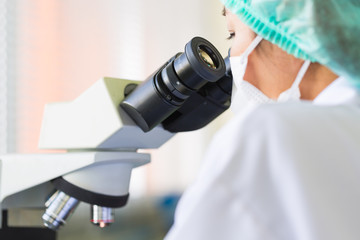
[221,0,360,86]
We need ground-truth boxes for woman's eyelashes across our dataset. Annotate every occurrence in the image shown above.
[227,32,235,40]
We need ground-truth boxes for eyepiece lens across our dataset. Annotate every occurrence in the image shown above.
[197,45,218,70]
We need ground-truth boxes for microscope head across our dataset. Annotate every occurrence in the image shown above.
[38,77,174,151]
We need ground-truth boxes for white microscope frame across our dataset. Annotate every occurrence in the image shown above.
[0,77,174,227]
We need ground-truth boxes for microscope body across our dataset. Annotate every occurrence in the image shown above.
[0,77,174,233]
[0,36,232,238]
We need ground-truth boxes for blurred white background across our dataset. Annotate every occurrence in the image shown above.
[0,0,232,239]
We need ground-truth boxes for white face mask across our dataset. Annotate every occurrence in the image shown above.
[229,36,311,114]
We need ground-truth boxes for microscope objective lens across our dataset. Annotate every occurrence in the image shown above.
[91,205,115,228]
[42,190,80,231]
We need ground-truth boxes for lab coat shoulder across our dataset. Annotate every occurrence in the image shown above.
[240,102,360,153]
[166,102,360,240]
[226,102,360,240]
[242,102,360,155]
[165,106,285,240]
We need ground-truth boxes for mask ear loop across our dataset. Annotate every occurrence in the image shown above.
[228,36,263,60]
[288,60,311,93]
[241,36,263,59]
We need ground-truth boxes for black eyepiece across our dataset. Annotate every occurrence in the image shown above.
[174,37,225,90]
[121,36,226,132]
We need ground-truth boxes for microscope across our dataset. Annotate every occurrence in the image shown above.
[0,37,232,239]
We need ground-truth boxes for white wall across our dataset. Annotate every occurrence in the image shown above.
[0,0,7,154]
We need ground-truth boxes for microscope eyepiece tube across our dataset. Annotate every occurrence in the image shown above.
[121,36,225,132]
[42,190,80,231]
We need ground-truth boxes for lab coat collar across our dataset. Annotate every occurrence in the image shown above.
[313,77,360,106]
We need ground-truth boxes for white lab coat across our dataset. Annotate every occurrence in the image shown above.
[165,77,360,240]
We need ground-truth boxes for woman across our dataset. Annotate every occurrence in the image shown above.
[165,1,360,240]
